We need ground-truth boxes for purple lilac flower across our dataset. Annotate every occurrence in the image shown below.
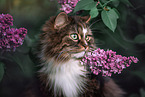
[58,0,80,14]
[0,14,27,51]
[80,48,139,77]
[0,13,13,26]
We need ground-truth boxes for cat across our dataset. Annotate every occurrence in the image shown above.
[22,12,125,97]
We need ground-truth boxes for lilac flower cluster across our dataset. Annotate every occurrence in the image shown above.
[58,0,80,14]
[80,48,139,76]
[0,14,27,51]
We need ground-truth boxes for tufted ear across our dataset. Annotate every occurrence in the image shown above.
[54,12,68,29]
[81,16,91,23]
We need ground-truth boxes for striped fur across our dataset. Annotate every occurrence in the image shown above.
[37,12,125,97]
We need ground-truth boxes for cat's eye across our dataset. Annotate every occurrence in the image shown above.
[86,36,90,41]
[70,33,78,40]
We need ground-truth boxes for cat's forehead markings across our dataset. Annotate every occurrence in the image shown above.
[82,28,87,38]
[83,28,87,34]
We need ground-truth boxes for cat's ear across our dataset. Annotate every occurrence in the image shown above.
[81,16,91,23]
[54,12,68,29]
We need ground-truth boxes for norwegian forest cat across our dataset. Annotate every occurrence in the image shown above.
[22,12,124,97]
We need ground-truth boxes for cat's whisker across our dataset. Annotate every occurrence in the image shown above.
[38,13,124,97]
[48,51,55,58]
[89,19,101,29]
[56,48,79,63]
[88,47,96,52]
[58,53,69,63]
[91,29,100,32]
[56,50,65,61]
[56,49,73,62]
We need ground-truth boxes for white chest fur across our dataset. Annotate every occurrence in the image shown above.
[40,59,87,97]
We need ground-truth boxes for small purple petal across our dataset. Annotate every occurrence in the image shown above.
[58,0,80,14]
[80,48,139,76]
[0,14,27,51]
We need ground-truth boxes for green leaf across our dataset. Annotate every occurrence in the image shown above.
[11,53,35,77]
[113,8,120,18]
[0,62,4,82]
[134,34,145,44]
[89,7,99,18]
[25,35,34,47]
[101,8,119,32]
[112,0,120,7]
[74,0,97,13]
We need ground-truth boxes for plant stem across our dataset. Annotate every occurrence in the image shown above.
[103,1,112,7]
[98,0,103,8]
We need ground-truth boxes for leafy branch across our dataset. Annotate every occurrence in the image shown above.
[73,0,131,32]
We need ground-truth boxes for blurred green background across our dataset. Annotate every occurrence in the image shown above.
[0,0,145,97]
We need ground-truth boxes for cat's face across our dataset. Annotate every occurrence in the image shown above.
[39,12,95,62]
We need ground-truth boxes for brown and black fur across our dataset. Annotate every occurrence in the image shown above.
[38,14,94,62]
[21,12,125,97]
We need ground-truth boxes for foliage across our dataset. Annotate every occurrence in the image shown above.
[73,0,120,32]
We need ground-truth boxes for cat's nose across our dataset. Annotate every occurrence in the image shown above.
[83,44,89,51]
[80,40,89,51]
[85,46,89,51]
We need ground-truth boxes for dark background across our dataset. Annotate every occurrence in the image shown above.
[0,0,145,97]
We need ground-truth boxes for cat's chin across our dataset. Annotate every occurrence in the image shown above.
[71,51,85,59]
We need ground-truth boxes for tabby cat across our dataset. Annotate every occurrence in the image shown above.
[32,12,124,97]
